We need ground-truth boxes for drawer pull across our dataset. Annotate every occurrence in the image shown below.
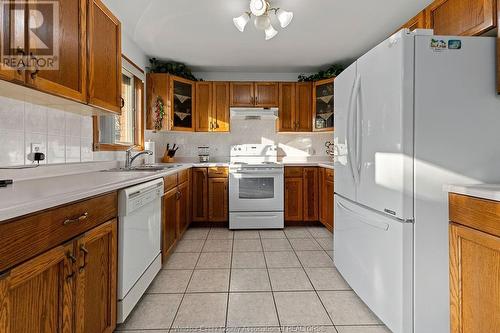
[63,212,89,226]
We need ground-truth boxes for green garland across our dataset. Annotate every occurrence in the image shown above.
[148,58,199,81]
[154,96,165,132]
[298,64,345,82]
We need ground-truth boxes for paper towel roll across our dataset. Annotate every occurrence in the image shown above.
[145,141,155,164]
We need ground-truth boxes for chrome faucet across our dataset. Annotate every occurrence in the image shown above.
[125,146,153,169]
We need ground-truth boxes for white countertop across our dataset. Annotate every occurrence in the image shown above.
[0,160,334,222]
[444,184,500,202]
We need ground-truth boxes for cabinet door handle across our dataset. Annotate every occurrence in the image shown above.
[29,52,39,79]
[79,245,89,272]
[67,252,77,263]
[63,212,89,226]
[120,97,125,108]
[255,96,258,104]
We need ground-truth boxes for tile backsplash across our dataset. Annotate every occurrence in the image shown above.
[146,118,334,162]
[0,96,94,166]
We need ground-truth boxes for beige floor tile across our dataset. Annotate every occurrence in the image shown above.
[187,269,230,292]
[284,227,314,239]
[318,291,382,326]
[316,237,333,252]
[203,239,233,252]
[295,251,334,268]
[232,252,266,268]
[230,269,271,292]
[259,230,286,239]
[208,228,235,239]
[164,253,200,270]
[182,227,210,240]
[268,268,313,291]
[227,293,279,327]
[305,268,350,291]
[261,238,292,251]
[196,252,232,269]
[175,239,205,253]
[274,291,332,326]
[289,238,323,251]
[119,294,183,330]
[264,251,301,268]
[307,227,333,239]
[234,230,261,239]
[172,293,228,328]
[233,239,263,252]
[147,269,193,294]
[335,326,391,333]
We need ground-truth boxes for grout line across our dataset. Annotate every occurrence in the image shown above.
[224,229,235,328]
[260,231,282,329]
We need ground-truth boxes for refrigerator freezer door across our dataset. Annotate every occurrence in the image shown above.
[355,31,415,220]
[334,195,413,333]
[333,61,358,202]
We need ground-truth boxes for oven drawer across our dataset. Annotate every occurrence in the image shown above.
[229,212,284,229]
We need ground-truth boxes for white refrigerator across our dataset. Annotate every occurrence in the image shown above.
[334,29,500,333]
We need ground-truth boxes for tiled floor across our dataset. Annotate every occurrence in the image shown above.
[116,226,391,333]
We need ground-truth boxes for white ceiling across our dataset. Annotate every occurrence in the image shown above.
[104,0,433,72]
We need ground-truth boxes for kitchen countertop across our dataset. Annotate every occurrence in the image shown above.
[444,184,500,202]
[0,160,334,222]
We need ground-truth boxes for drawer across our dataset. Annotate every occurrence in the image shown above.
[164,173,178,192]
[325,168,334,182]
[285,167,303,178]
[178,169,189,184]
[0,192,117,272]
[208,167,229,178]
[449,193,500,237]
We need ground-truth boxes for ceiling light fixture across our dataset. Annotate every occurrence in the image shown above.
[233,0,293,40]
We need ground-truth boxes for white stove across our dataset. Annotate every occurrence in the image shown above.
[229,144,284,229]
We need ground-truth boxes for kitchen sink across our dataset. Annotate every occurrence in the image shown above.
[102,165,181,172]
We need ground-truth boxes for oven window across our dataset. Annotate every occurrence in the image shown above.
[239,178,275,199]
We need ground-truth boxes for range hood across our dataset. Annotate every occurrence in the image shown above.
[230,107,278,120]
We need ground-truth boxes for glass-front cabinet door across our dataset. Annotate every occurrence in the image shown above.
[170,75,194,131]
[313,77,335,131]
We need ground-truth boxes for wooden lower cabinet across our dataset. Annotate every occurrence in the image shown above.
[285,177,303,221]
[192,168,209,222]
[75,220,117,333]
[303,167,319,221]
[0,243,75,333]
[208,178,229,222]
[0,218,118,333]
[449,193,500,333]
[177,180,190,236]
[319,168,334,231]
[162,187,178,258]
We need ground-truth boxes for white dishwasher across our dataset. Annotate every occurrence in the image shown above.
[117,178,163,323]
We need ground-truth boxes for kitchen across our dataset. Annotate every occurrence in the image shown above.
[0,1,500,333]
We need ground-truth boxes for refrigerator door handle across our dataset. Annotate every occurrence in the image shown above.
[347,76,360,184]
[355,76,362,178]
[336,201,390,231]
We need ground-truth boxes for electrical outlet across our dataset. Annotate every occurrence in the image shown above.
[28,143,44,162]
[31,143,42,154]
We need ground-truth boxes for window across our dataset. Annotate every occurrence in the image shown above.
[93,57,144,151]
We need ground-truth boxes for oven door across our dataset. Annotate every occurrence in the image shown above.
[229,168,284,212]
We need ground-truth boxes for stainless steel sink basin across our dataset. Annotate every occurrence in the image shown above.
[102,164,181,172]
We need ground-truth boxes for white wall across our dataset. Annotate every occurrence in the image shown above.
[146,118,333,162]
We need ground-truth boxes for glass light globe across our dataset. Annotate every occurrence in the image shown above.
[254,14,271,30]
[264,24,278,40]
[233,13,250,32]
[249,0,267,16]
[276,9,293,28]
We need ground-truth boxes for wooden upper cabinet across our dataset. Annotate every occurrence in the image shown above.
[400,11,427,31]
[426,0,497,36]
[75,220,117,333]
[192,168,208,222]
[296,82,313,132]
[26,0,87,103]
[88,0,122,113]
[212,81,230,132]
[285,177,303,221]
[278,82,296,132]
[195,81,212,132]
[0,0,26,83]
[255,82,279,107]
[208,177,229,222]
[449,223,500,333]
[303,167,319,221]
[0,243,74,333]
[230,82,255,107]
[170,75,195,131]
[313,78,334,131]
[146,73,170,131]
